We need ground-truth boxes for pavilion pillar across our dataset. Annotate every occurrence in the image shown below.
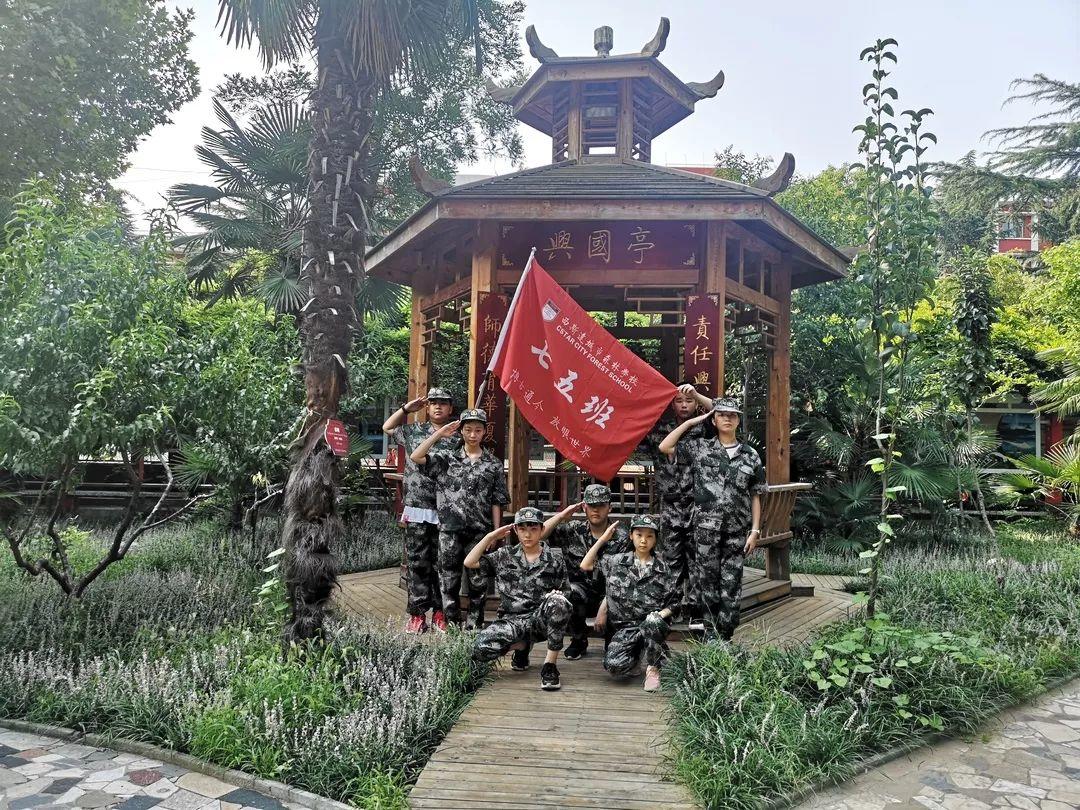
[507,402,530,511]
[703,221,727,394]
[407,292,431,404]
[764,253,793,580]
[468,221,498,405]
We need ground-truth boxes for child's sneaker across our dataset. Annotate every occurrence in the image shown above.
[510,649,530,671]
[405,615,427,635]
[563,637,588,660]
[431,611,448,632]
[540,662,561,691]
[643,666,661,693]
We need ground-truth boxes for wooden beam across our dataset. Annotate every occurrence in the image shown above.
[513,59,698,113]
[760,201,849,277]
[704,221,726,392]
[417,275,472,312]
[616,79,634,159]
[764,253,793,583]
[497,268,699,288]
[507,402,530,510]
[407,293,430,402]
[724,279,780,315]
[567,83,582,160]
[725,221,783,264]
[468,221,499,407]
[365,204,441,276]
[440,198,759,223]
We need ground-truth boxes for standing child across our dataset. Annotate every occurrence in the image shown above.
[658,397,766,641]
[581,514,677,692]
[465,507,574,691]
[411,408,509,629]
[637,382,713,619]
[541,483,631,660]
[381,387,457,634]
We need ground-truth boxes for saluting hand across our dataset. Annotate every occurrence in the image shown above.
[600,520,622,542]
[677,383,697,398]
[436,419,461,437]
[403,395,428,413]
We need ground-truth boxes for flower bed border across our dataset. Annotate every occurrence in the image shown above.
[759,671,1080,809]
[0,719,354,810]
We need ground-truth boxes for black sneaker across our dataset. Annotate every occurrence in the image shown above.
[540,662,561,691]
[510,648,530,671]
[564,638,588,660]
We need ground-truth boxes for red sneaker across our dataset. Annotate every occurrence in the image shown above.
[431,611,448,632]
[405,615,427,635]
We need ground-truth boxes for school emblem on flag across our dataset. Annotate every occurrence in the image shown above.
[486,254,676,481]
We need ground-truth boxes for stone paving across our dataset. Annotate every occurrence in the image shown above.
[0,728,300,810]
[799,679,1080,810]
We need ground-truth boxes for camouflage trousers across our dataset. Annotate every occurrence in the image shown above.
[404,521,441,616]
[690,514,745,641]
[472,591,573,662]
[604,615,670,676]
[567,576,603,644]
[438,527,489,627]
[659,502,695,617]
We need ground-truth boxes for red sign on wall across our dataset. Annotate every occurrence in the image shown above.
[324,419,350,457]
[474,291,509,456]
[684,294,722,397]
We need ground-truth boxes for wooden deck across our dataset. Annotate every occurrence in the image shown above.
[334,568,852,809]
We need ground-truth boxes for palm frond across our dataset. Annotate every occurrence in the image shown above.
[216,0,315,67]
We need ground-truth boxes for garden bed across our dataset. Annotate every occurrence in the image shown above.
[666,521,1080,809]
[0,517,481,810]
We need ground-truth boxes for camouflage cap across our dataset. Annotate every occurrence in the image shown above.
[426,387,453,403]
[582,483,611,505]
[629,514,660,532]
[458,407,487,425]
[514,506,545,525]
[711,396,743,414]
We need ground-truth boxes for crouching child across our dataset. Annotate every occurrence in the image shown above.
[464,507,573,691]
[581,514,677,693]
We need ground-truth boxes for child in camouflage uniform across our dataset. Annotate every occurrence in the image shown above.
[658,397,767,641]
[581,514,677,692]
[465,507,574,691]
[541,483,632,660]
[411,408,509,629]
[382,387,458,634]
[637,382,713,619]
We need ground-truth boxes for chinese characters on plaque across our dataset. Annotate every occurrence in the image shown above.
[683,294,722,397]
[500,221,701,271]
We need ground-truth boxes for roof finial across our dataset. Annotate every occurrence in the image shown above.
[640,18,670,57]
[594,26,613,57]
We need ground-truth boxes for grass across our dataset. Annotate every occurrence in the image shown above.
[0,513,478,810]
[667,519,1080,809]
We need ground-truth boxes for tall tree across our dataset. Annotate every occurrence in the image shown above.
[216,0,489,643]
[0,0,198,197]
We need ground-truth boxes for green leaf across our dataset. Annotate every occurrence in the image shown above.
[877,522,894,536]
[871,676,893,688]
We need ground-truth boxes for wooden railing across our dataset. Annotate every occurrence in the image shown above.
[759,482,812,580]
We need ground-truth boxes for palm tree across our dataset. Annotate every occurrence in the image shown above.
[994,443,1080,537]
[216,0,483,643]
[168,98,405,316]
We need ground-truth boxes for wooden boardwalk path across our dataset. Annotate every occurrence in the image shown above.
[335,567,852,809]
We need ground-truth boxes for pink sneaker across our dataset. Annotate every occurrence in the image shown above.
[643,667,661,693]
[431,611,449,632]
[405,615,427,635]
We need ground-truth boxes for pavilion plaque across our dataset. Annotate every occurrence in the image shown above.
[499,221,702,271]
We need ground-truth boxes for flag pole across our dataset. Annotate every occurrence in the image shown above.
[474,247,536,408]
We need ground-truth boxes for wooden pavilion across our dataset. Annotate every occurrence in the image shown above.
[366,19,848,598]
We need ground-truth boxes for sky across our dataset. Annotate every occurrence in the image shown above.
[115,0,1080,226]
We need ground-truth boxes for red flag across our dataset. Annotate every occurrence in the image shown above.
[490,255,676,481]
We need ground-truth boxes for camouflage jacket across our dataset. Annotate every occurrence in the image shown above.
[424,445,509,532]
[479,543,571,616]
[677,437,768,534]
[548,519,632,583]
[391,422,460,509]
[599,552,678,626]
[638,418,703,516]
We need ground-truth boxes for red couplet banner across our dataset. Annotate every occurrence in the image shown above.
[491,256,676,481]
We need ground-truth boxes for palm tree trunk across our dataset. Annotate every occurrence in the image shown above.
[281,16,375,644]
